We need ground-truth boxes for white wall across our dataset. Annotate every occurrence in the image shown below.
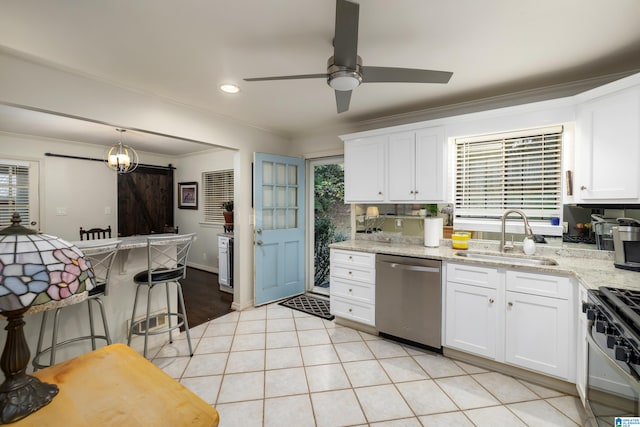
[174,148,236,273]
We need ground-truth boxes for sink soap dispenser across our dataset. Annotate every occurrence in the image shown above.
[523,237,536,255]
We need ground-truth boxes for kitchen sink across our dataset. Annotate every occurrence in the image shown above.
[454,251,558,266]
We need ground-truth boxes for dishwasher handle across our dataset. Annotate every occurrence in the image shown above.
[381,262,440,273]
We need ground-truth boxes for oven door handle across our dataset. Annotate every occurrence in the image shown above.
[586,321,640,392]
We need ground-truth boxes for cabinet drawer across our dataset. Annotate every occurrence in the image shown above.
[331,265,375,284]
[331,249,376,269]
[330,278,375,304]
[446,262,500,289]
[331,296,375,326]
[506,270,572,299]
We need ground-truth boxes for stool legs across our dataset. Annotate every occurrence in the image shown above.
[33,298,111,371]
[128,280,193,359]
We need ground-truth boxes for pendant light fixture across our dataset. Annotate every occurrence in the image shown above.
[106,129,139,174]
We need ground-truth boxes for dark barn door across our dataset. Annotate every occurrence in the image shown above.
[118,166,174,236]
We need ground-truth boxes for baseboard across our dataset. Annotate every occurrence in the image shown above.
[443,347,578,396]
[187,262,217,274]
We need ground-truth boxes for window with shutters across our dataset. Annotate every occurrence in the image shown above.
[202,169,234,224]
[0,160,31,228]
[454,126,563,234]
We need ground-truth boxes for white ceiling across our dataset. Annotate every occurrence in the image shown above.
[1,0,640,153]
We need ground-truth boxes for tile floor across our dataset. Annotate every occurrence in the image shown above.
[148,303,588,427]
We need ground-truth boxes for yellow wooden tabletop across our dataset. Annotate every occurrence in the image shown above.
[15,343,219,427]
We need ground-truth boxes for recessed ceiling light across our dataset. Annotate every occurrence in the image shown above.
[220,84,240,94]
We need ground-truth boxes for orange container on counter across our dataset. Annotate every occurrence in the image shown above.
[451,231,471,249]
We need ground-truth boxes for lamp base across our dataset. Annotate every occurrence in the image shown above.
[0,375,58,424]
[0,308,58,424]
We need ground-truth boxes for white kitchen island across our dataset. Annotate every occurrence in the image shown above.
[1,234,187,372]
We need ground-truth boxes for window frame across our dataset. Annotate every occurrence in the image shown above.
[201,169,234,225]
[453,126,564,236]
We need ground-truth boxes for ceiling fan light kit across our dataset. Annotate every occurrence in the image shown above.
[220,83,240,94]
[243,0,453,113]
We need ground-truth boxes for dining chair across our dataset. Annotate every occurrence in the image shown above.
[127,233,195,358]
[163,224,179,234]
[79,225,112,240]
[33,240,122,370]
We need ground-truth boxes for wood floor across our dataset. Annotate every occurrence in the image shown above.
[181,267,234,328]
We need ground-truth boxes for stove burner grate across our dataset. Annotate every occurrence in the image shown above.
[600,287,640,337]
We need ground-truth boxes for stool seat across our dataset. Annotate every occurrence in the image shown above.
[127,234,195,359]
[133,266,184,284]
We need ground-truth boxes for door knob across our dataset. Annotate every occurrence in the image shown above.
[256,240,263,246]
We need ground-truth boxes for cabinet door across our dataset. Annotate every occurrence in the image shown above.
[576,87,640,201]
[445,282,498,359]
[505,291,570,379]
[387,132,416,202]
[415,127,446,201]
[344,136,386,202]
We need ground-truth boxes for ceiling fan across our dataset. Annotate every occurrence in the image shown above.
[244,0,453,113]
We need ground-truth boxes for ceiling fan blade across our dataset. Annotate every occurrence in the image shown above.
[333,0,359,69]
[361,66,453,84]
[244,73,328,82]
[335,90,352,113]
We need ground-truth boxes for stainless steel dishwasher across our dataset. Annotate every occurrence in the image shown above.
[376,254,442,351]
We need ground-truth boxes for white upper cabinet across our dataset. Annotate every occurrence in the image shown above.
[344,135,386,202]
[344,126,445,204]
[575,84,640,202]
[388,127,446,203]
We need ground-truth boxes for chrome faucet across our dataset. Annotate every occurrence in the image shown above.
[501,209,534,252]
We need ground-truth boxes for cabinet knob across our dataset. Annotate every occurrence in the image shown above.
[348,288,353,292]
[410,190,414,194]
[348,271,352,275]
[348,308,353,313]
[348,256,353,260]
[378,191,383,195]
[580,185,587,191]
[508,302,513,307]
[414,190,419,194]
[489,298,494,304]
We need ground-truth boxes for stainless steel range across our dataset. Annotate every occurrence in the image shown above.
[583,287,640,426]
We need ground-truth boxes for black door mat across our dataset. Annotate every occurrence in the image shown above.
[279,294,334,321]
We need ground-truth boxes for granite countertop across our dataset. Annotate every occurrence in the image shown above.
[72,234,186,250]
[330,238,640,292]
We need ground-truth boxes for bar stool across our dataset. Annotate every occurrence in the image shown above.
[127,233,195,358]
[33,240,121,370]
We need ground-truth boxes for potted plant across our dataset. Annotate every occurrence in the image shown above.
[222,200,234,225]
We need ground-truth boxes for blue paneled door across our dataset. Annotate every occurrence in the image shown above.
[254,153,305,306]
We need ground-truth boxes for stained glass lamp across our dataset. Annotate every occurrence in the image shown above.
[0,213,94,423]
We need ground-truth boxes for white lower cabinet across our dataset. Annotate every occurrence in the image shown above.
[445,281,499,359]
[445,262,576,382]
[329,249,375,326]
[505,291,571,379]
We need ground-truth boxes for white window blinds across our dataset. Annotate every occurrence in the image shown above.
[0,160,31,228]
[202,169,234,224]
[455,126,563,220]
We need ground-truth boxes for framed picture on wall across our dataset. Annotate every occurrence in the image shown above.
[178,182,198,209]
